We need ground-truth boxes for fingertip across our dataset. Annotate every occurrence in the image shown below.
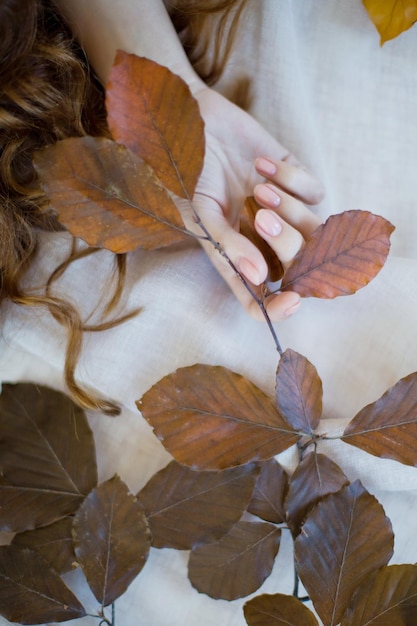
[265,291,301,321]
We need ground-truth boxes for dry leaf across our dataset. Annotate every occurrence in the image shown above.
[281,210,394,298]
[188,521,281,600]
[73,475,151,606]
[363,0,417,44]
[275,349,323,433]
[137,460,259,549]
[137,364,300,470]
[247,459,289,523]
[244,593,320,626]
[106,51,205,199]
[294,481,394,626]
[33,136,189,253]
[342,371,417,466]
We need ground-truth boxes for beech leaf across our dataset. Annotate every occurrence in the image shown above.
[106,51,205,199]
[363,0,417,44]
[341,564,417,625]
[137,460,259,549]
[275,349,323,433]
[0,383,96,531]
[244,593,320,626]
[342,371,417,466]
[12,517,76,574]
[188,521,281,600]
[33,136,188,253]
[247,459,289,523]
[241,197,284,282]
[281,210,394,298]
[73,474,151,606]
[137,364,300,470]
[285,451,350,536]
[294,480,394,626]
[0,545,86,624]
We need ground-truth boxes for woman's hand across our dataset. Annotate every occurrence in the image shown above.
[181,86,324,321]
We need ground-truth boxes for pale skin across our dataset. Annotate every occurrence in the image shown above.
[54,0,324,321]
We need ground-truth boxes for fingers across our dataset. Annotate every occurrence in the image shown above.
[255,156,325,206]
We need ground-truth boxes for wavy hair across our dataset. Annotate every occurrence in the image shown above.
[0,0,246,414]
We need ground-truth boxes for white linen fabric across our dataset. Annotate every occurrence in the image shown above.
[1,1,417,625]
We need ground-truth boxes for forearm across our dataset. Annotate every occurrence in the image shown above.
[53,0,204,92]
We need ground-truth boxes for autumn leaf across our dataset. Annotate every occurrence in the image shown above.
[247,459,289,523]
[341,564,417,625]
[0,545,86,624]
[106,51,205,199]
[73,475,151,607]
[281,210,394,298]
[0,383,97,532]
[341,371,417,466]
[294,481,394,626]
[244,593,320,626]
[12,517,76,575]
[137,364,300,470]
[188,521,281,600]
[363,0,417,44]
[241,197,283,282]
[285,452,350,536]
[33,136,189,253]
[137,460,259,549]
[275,349,323,433]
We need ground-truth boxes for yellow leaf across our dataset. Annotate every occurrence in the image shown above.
[363,0,417,44]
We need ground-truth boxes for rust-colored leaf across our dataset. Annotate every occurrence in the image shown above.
[0,383,96,532]
[137,365,300,470]
[137,460,259,549]
[244,593,320,626]
[12,517,76,574]
[241,197,284,282]
[275,349,322,433]
[188,521,281,600]
[0,545,86,624]
[285,451,350,536]
[73,474,151,606]
[342,372,417,466]
[294,481,394,626]
[106,51,205,199]
[247,459,288,523]
[33,136,188,253]
[281,210,394,298]
[363,0,417,44]
[341,564,417,625]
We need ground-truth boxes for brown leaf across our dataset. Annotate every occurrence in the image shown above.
[0,383,96,532]
[137,460,259,549]
[241,197,284,282]
[285,452,350,536]
[281,210,395,298]
[247,459,289,523]
[341,564,417,625]
[188,521,281,600]
[12,517,76,574]
[275,349,323,433]
[294,480,394,626]
[137,364,300,470]
[33,136,188,253]
[106,51,205,199]
[73,474,151,606]
[342,372,417,466]
[244,593,320,626]
[0,545,86,624]
[363,0,417,44]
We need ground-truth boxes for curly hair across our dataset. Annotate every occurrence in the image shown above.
[0,0,246,414]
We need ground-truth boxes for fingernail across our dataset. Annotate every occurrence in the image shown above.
[256,209,282,237]
[255,157,277,177]
[237,257,262,285]
[255,184,281,208]
[285,298,301,317]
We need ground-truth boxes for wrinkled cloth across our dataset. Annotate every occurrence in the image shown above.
[1,1,417,625]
